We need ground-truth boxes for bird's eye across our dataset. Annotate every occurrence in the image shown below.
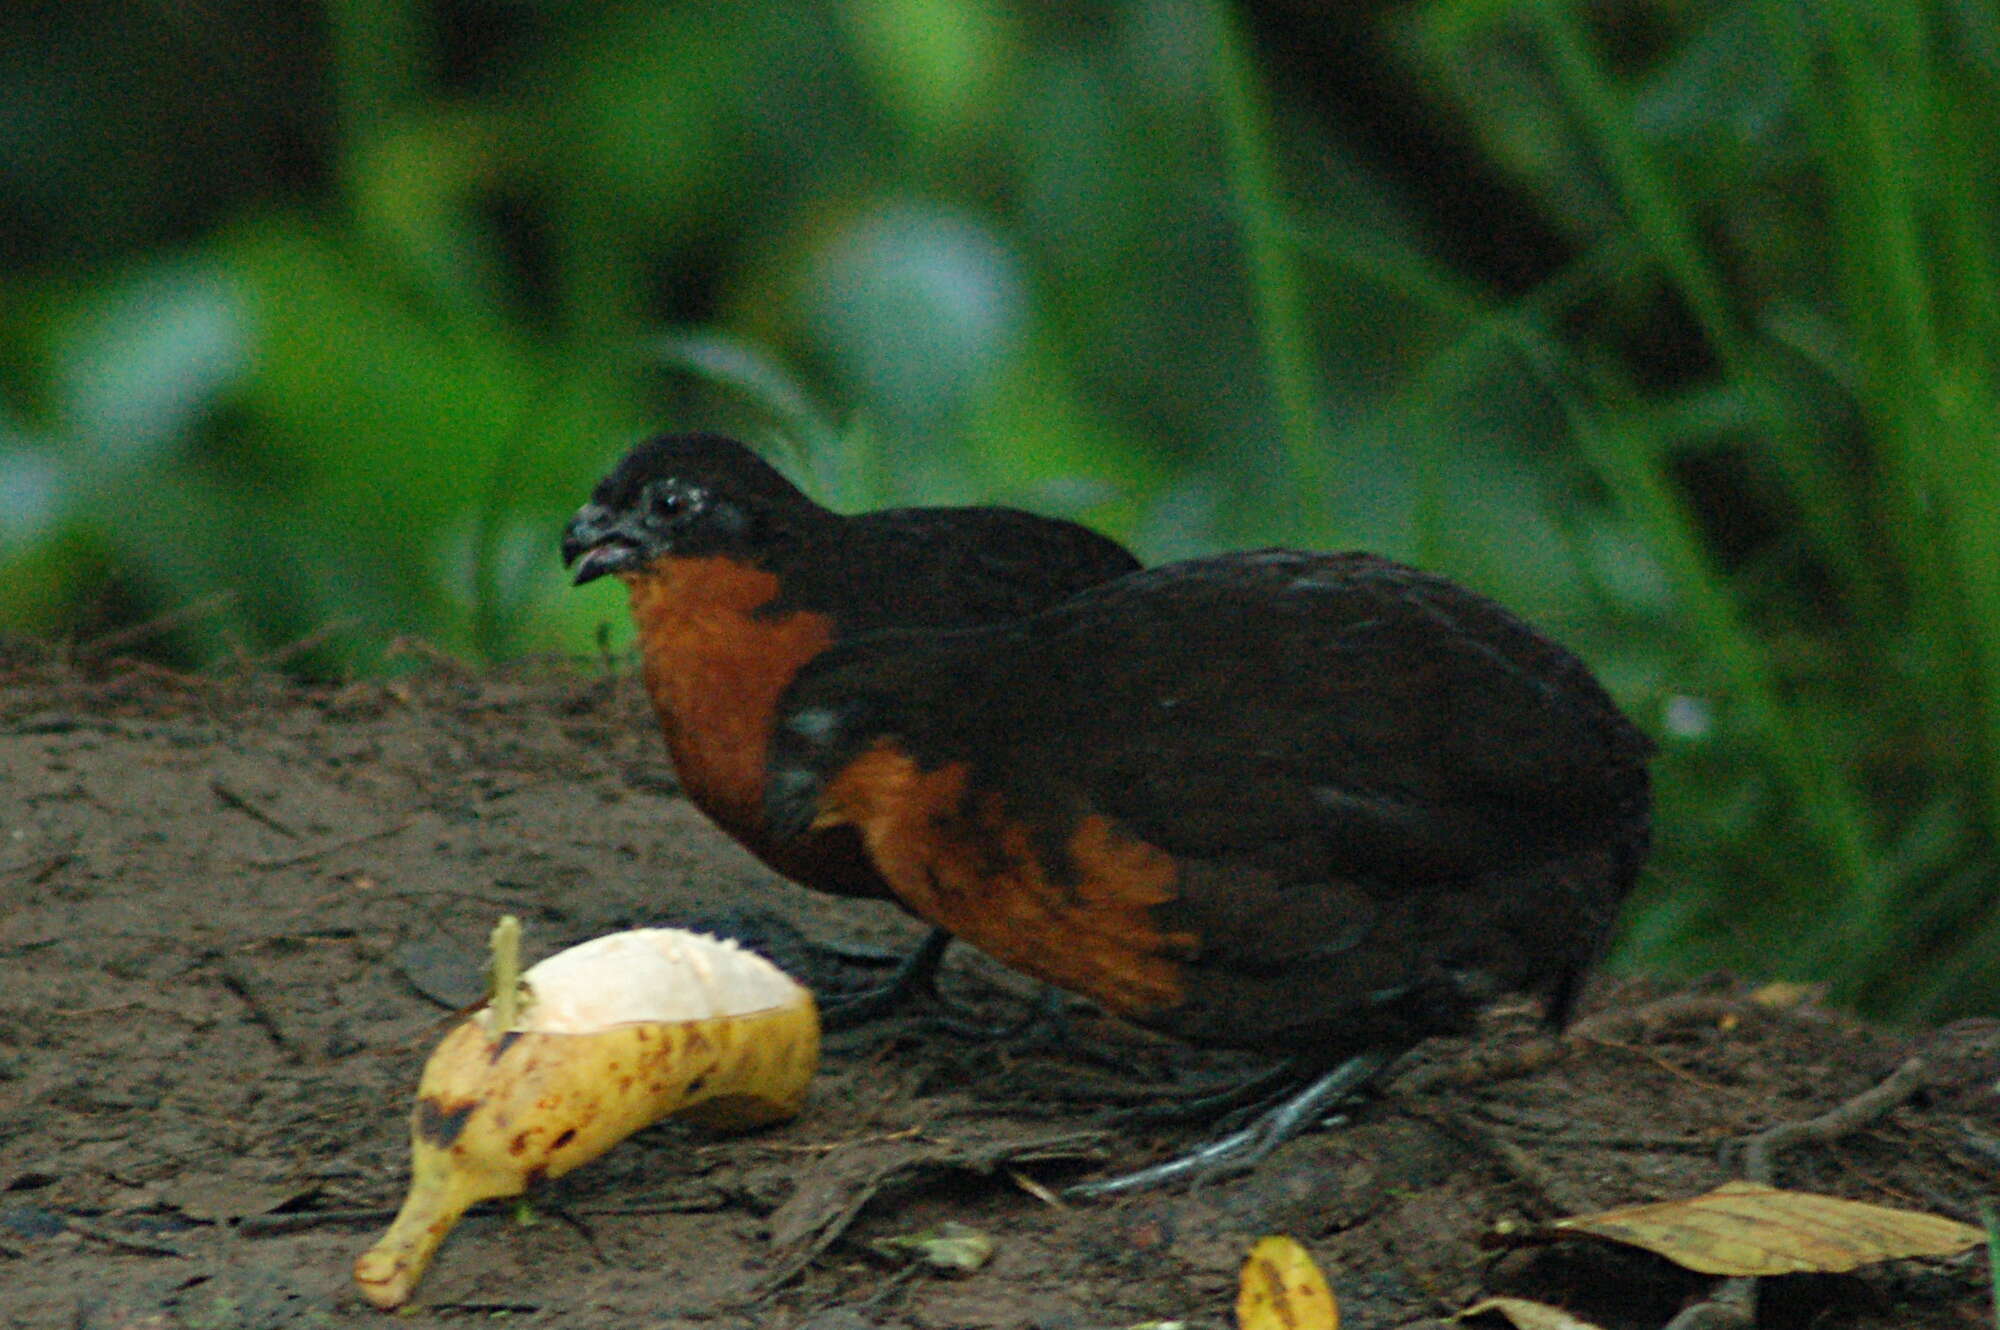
[650,486,685,516]
[785,707,844,746]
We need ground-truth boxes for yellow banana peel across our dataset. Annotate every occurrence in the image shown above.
[355,925,819,1310]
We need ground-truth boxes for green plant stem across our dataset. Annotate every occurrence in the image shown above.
[1528,0,1885,621]
[1802,5,2000,856]
[1525,0,1887,917]
[1503,322,1877,903]
[326,0,423,196]
[1209,0,1323,534]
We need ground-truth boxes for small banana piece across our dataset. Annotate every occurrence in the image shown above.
[355,924,819,1310]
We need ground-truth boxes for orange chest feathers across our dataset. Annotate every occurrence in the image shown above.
[624,557,836,841]
[821,745,1198,1016]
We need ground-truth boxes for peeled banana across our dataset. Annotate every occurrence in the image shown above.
[354,922,819,1310]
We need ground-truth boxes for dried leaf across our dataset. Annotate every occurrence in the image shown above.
[1456,1295,1607,1330]
[758,1128,1106,1292]
[1749,981,1824,1011]
[1552,1180,1984,1275]
[1237,1235,1337,1330]
[868,1221,994,1274]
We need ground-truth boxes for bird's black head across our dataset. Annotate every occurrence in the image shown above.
[562,433,829,585]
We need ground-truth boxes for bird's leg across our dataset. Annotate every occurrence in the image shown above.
[818,927,954,1030]
[821,929,1073,1043]
[1106,1059,1310,1127]
[1063,1049,1395,1199]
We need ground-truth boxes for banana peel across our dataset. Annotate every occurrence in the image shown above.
[355,926,819,1310]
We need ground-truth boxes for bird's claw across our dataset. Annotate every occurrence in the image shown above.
[1063,1049,1395,1199]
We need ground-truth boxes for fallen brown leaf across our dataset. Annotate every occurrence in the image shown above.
[1551,1179,1984,1276]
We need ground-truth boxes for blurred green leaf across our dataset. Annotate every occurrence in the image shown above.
[221,213,536,530]
[641,329,842,469]
[0,424,69,556]
[962,331,1160,536]
[539,5,763,232]
[54,259,247,461]
[349,106,516,315]
[840,0,1018,138]
[791,200,1029,484]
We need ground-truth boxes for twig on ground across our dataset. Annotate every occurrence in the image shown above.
[753,1126,926,1155]
[1569,995,1754,1044]
[1739,1054,1928,1184]
[27,835,80,885]
[233,1207,399,1234]
[73,593,239,660]
[1404,1101,1589,1217]
[223,618,357,675]
[235,1194,727,1239]
[65,1217,192,1259]
[1008,1169,1069,1209]
[1395,1036,1565,1098]
[246,819,413,870]
[383,635,476,677]
[1468,1109,1720,1152]
[545,1205,609,1265]
[214,956,313,1060]
[209,777,298,838]
[569,1197,731,1217]
[1571,1033,1734,1093]
[855,1262,924,1310]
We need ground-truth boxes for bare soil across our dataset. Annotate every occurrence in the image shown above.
[2,650,1994,1330]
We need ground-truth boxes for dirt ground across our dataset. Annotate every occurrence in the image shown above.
[2,649,1995,1330]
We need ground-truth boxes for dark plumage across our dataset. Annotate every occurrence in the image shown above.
[561,432,1142,904]
[767,548,1653,1061]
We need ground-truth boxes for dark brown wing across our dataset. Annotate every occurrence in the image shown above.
[771,548,1651,1051]
[946,549,1650,879]
[903,550,1649,1046]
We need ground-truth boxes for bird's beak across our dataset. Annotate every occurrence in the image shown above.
[561,504,643,586]
[764,767,836,844]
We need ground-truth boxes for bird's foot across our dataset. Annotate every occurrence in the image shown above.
[1063,1050,1395,1199]
[818,927,954,1031]
[819,929,1072,1044]
[1105,1059,1310,1128]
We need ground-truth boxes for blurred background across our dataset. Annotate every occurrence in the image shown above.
[5,0,1999,1022]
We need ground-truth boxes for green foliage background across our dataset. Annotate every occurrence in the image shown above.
[6,0,1999,1022]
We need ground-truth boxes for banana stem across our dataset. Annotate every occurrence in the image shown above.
[488,915,523,1030]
